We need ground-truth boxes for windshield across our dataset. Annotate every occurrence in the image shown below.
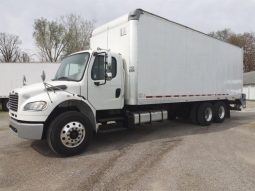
[54,53,90,81]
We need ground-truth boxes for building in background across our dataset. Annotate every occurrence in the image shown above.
[243,71,255,100]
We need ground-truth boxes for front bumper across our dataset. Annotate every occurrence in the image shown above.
[9,118,44,140]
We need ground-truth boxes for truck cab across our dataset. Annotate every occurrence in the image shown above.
[9,50,124,156]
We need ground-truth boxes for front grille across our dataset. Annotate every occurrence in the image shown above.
[9,93,19,111]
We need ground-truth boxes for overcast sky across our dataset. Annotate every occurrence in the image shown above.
[0,0,255,56]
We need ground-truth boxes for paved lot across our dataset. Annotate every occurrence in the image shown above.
[1,103,255,191]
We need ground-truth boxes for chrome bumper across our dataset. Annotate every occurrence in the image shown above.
[9,118,44,140]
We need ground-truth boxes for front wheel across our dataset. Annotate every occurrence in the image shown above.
[47,111,93,156]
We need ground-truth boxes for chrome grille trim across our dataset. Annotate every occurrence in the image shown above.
[9,93,19,111]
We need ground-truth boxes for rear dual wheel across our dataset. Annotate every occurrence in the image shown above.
[213,101,227,123]
[190,101,227,126]
[197,102,213,126]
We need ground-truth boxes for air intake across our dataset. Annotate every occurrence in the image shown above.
[9,93,19,112]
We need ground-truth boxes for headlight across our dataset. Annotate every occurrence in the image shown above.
[23,101,47,111]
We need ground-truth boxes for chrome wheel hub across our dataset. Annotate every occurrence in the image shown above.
[204,107,213,122]
[60,121,86,148]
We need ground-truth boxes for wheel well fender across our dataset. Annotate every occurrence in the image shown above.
[43,100,96,139]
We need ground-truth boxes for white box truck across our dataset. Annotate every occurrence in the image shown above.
[0,63,59,111]
[9,9,245,156]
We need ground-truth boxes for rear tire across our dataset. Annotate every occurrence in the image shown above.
[47,111,93,156]
[213,101,227,123]
[2,99,9,112]
[168,111,176,120]
[189,103,199,124]
[197,102,213,126]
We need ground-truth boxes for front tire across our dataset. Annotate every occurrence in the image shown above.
[47,111,93,156]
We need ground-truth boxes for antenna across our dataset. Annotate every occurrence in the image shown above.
[41,70,46,82]
[40,70,52,103]
[23,75,27,86]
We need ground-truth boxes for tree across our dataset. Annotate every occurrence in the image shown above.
[230,33,255,72]
[0,32,22,62]
[61,14,95,56]
[18,51,31,62]
[208,28,233,41]
[33,18,68,62]
[33,15,95,62]
[209,29,255,72]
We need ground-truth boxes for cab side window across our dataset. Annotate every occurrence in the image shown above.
[91,55,105,80]
[91,56,117,80]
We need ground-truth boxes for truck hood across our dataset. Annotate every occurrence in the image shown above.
[11,81,81,99]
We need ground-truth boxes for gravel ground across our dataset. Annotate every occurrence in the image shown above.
[0,102,255,191]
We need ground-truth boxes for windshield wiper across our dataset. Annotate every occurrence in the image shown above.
[54,76,72,81]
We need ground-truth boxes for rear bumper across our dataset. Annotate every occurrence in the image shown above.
[9,118,44,140]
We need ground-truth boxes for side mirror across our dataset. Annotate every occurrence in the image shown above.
[106,72,112,81]
[41,70,46,82]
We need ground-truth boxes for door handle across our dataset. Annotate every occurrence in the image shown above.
[115,88,121,98]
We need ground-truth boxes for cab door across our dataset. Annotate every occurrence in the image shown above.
[87,53,124,110]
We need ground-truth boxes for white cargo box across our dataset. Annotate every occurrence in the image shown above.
[91,9,243,105]
[0,63,60,98]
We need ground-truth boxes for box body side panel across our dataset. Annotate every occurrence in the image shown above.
[136,13,242,104]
